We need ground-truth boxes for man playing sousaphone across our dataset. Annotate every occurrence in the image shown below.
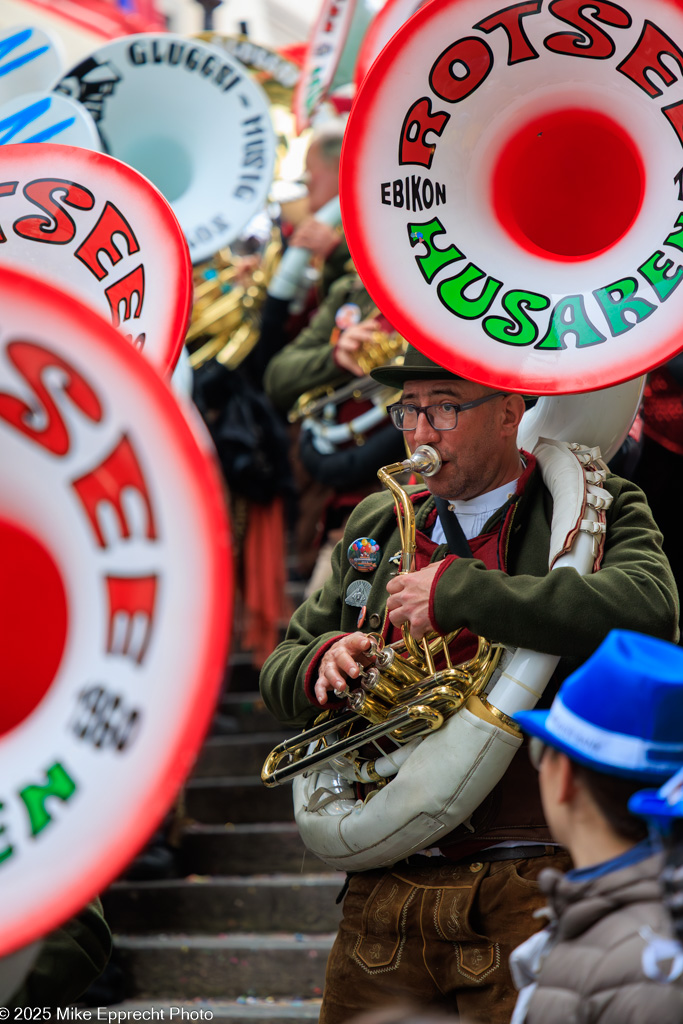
[259,344,678,1024]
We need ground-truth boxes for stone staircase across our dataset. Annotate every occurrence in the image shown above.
[99,654,344,1021]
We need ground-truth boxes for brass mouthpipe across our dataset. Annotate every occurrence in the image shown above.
[377,445,442,570]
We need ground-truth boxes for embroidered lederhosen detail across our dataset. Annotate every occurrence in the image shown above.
[352,873,418,974]
[432,868,502,984]
[456,942,501,982]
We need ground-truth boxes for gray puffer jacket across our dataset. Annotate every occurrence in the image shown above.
[510,851,683,1024]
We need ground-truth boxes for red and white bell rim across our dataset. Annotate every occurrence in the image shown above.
[0,265,231,957]
[0,142,191,377]
[341,0,683,395]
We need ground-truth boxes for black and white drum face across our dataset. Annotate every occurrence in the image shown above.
[54,34,277,264]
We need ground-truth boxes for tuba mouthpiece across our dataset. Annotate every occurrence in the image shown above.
[403,445,442,477]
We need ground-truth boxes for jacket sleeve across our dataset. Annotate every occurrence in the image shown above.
[259,533,349,727]
[431,477,679,657]
[299,420,406,488]
[263,274,356,414]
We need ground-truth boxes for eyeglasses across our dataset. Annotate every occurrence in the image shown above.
[528,736,548,771]
[387,392,507,432]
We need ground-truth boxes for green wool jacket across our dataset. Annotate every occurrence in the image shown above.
[260,466,679,728]
[264,272,377,415]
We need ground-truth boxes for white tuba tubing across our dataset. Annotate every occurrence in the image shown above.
[267,195,342,301]
[355,738,422,782]
[304,403,389,452]
[518,377,644,463]
[485,528,596,717]
[485,436,601,718]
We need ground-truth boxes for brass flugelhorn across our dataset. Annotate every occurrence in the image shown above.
[261,444,502,788]
[287,329,407,458]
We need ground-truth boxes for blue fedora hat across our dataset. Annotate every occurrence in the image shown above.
[515,630,683,782]
[629,766,683,834]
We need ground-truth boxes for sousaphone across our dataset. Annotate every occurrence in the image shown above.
[0,24,64,103]
[354,0,431,87]
[343,0,683,394]
[185,32,303,369]
[265,0,683,870]
[52,33,278,264]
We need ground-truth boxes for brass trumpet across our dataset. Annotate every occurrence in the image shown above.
[261,444,502,788]
[286,329,407,452]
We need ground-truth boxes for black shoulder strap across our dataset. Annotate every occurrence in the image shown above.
[434,496,472,558]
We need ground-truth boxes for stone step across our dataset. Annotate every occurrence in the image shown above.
[184,778,294,826]
[102,874,345,934]
[179,823,328,876]
[194,735,287,779]
[102,999,322,1022]
[113,933,335,1000]
[219,694,286,734]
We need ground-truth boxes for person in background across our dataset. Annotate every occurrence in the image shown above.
[243,118,350,387]
[264,270,405,588]
[509,629,683,1024]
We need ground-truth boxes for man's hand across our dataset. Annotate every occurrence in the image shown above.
[289,217,341,259]
[385,561,442,640]
[334,319,382,377]
[314,632,375,705]
[232,254,260,286]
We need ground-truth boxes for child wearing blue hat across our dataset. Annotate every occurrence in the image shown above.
[509,629,683,1024]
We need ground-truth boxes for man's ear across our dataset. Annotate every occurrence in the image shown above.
[501,393,526,435]
[555,752,581,805]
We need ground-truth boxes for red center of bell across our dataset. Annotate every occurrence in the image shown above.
[492,108,645,262]
[0,520,68,736]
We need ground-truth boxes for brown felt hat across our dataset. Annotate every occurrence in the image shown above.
[371,344,538,407]
[370,344,462,389]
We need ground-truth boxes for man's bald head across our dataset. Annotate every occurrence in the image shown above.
[305,120,345,212]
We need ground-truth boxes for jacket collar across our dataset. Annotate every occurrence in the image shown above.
[538,850,665,940]
[405,449,539,537]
